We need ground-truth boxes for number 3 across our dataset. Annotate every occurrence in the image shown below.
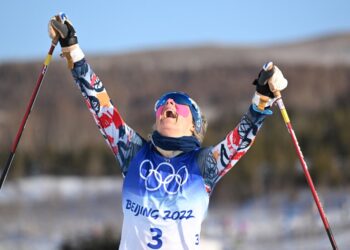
[147,228,163,249]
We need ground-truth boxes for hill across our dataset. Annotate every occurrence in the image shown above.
[0,32,349,199]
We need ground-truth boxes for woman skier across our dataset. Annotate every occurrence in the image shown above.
[49,13,287,250]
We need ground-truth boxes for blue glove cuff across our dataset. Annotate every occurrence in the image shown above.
[252,104,273,115]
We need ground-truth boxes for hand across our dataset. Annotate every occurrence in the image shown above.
[48,12,78,48]
[252,62,288,112]
[48,13,84,68]
[253,62,288,97]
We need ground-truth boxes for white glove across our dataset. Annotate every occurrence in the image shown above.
[252,62,288,111]
[264,62,288,95]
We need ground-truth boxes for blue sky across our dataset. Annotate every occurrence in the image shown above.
[1,0,349,62]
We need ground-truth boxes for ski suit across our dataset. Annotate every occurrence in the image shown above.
[71,58,268,250]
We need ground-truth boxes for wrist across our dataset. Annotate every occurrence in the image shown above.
[248,104,271,122]
[61,44,85,69]
[252,91,275,111]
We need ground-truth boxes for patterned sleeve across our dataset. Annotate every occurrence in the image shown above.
[197,105,267,194]
[71,59,146,176]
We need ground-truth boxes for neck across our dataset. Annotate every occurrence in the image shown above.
[155,146,183,158]
[151,130,200,153]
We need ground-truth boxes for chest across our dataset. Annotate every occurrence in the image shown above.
[123,145,206,200]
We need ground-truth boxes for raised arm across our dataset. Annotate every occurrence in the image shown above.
[198,106,266,193]
[71,60,146,175]
[49,13,146,175]
[198,63,288,193]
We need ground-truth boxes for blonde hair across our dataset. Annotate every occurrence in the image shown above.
[194,114,207,143]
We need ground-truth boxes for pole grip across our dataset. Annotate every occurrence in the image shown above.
[273,90,281,98]
[52,36,59,46]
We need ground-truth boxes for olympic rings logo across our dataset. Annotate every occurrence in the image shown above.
[139,160,189,195]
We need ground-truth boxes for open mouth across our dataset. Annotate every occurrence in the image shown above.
[164,110,178,119]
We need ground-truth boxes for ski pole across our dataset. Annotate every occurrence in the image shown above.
[0,37,59,190]
[274,95,337,249]
[262,63,338,249]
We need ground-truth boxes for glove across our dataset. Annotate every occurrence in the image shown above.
[49,13,77,47]
[252,62,288,112]
[48,12,84,68]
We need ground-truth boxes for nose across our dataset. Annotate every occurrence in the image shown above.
[165,98,175,106]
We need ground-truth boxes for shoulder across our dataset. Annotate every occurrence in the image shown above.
[195,147,216,172]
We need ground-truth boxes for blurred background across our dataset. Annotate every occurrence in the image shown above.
[0,0,350,249]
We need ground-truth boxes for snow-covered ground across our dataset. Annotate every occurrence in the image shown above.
[0,176,349,250]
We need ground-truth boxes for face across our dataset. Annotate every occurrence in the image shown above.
[155,98,195,138]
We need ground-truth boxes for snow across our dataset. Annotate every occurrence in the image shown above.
[0,176,122,203]
[0,176,349,250]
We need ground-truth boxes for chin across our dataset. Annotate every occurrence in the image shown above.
[156,119,192,138]
[156,126,183,137]
[158,129,180,138]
